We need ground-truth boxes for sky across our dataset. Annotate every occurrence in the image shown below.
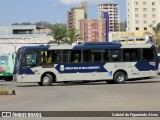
[0,0,126,25]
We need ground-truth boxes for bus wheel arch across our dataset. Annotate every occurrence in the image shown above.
[39,72,56,86]
[113,70,127,84]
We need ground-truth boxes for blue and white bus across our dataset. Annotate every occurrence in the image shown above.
[13,42,159,86]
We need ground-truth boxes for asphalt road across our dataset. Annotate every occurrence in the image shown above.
[0,76,160,119]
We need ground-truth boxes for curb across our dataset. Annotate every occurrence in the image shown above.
[0,90,16,95]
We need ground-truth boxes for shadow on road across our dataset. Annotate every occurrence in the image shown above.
[1,77,160,87]
[16,79,160,87]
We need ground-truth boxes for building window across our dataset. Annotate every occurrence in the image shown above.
[135,14,139,18]
[135,8,138,11]
[135,21,139,24]
[153,21,156,24]
[143,2,146,5]
[152,2,155,5]
[143,8,147,11]
[152,14,156,18]
[144,27,147,30]
[144,21,147,24]
[143,14,147,18]
[136,27,139,30]
[152,8,155,12]
[135,2,138,5]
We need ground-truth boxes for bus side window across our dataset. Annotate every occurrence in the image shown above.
[91,50,101,62]
[123,49,141,62]
[124,53,130,61]
[62,50,71,63]
[83,50,89,62]
[41,51,47,63]
[103,50,109,62]
[71,50,81,63]
[83,50,101,62]
[110,49,121,62]
[142,49,154,60]
[53,50,61,63]
[47,51,52,64]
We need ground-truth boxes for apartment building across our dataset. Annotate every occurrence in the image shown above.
[67,8,85,31]
[127,0,160,32]
[67,1,87,31]
[98,3,120,32]
[79,19,106,42]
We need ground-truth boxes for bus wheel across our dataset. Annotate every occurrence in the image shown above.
[113,72,126,84]
[41,74,53,86]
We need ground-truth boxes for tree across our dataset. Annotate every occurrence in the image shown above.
[12,22,32,25]
[65,28,79,44]
[143,23,160,44]
[34,21,53,29]
[50,24,67,44]
[12,23,20,25]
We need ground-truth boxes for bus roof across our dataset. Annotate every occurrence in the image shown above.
[19,42,154,51]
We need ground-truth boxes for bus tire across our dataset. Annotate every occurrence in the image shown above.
[41,74,53,86]
[38,82,42,86]
[113,72,126,84]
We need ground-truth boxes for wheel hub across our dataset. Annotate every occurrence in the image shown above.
[117,75,124,82]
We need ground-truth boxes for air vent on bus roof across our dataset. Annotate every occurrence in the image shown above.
[82,42,121,46]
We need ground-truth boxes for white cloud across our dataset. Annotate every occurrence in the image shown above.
[59,0,81,5]
[58,0,116,6]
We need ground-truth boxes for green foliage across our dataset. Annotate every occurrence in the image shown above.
[50,24,67,44]
[67,28,79,44]
[49,24,79,44]
[12,22,32,25]
[34,21,53,29]
[48,40,57,44]
[156,43,160,51]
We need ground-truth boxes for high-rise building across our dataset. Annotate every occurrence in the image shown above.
[98,3,120,32]
[67,1,87,31]
[81,0,88,19]
[67,8,85,31]
[127,0,160,32]
[79,19,106,42]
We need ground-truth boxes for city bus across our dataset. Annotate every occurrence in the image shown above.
[0,53,16,81]
[13,42,159,86]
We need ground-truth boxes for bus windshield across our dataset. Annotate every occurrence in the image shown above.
[14,48,23,72]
